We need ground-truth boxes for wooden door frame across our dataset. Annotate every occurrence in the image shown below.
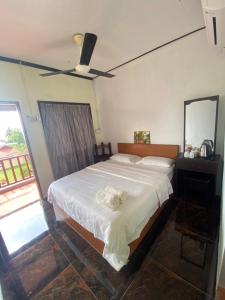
[0,100,43,199]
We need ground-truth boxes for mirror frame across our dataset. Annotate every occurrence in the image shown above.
[184,95,219,154]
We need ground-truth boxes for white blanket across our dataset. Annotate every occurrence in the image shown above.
[48,160,173,271]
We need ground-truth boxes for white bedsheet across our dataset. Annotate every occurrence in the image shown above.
[133,162,175,181]
[48,160,173,271]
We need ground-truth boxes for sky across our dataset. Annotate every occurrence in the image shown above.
[0,111,23,140]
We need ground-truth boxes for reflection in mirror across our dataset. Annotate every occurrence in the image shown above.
[184,96,218,155]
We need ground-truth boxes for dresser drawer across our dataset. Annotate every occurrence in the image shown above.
[175,154,221,207]
[176,158,218,175]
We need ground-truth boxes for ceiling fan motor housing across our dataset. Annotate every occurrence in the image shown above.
[40,32,114,78]
[76,64,91,73]
[72,33,84,46]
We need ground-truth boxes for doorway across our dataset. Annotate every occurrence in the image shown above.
[0,102,40,219]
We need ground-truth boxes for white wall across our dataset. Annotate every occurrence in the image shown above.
[0,61,100,197]
[94,29,225,286]
[94,30,225,156]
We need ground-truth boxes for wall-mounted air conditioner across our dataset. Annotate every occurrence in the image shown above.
[201,0,225,47]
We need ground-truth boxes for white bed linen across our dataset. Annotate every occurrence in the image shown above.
[108,160,174,181]
[48,160,173,271]
[134,163,175,181]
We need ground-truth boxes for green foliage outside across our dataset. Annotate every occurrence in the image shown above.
[0,163,32,185]
[0,128,33,186]
[5,128,27,153]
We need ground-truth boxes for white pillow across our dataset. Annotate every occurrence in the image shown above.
[136,156,174,168]
[110,153,141,164]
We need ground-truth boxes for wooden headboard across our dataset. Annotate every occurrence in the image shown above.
[118,143,179,159]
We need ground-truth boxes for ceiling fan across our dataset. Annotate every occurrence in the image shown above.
[40,33,115,78]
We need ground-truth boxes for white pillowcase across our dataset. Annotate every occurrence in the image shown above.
[110,153,141,164]
[136,156,174,168]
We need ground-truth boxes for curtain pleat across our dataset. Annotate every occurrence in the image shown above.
[39,102,96,179]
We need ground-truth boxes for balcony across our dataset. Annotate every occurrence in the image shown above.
[0,154,40,218]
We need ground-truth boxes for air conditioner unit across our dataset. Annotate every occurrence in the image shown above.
[201,0,225,47]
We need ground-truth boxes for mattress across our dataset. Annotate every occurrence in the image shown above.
[48,160,173,271]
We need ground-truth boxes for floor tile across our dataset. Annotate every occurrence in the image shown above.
[0,198,219,300]
[53,221,141,300]
[45,200,218,299]
[32,265,95,300]
[0,194,8,204]
[51,222,90,263]
[0,270,28,300]
[0,182,40,219]
[217,287,225,300]
[149,219,215,295]
[174,201,219,242]
[122,258,207,300]
[9,234,69,298]
[52,222,113,299]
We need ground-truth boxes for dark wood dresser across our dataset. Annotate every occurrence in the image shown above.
[175,153,222,208]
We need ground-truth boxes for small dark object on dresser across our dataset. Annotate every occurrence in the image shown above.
[94,142,113,163]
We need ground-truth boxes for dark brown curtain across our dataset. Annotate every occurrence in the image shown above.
[38,102,96,180]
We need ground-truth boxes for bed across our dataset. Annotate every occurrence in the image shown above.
[48,143,179,271]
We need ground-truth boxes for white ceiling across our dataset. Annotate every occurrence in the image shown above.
[0,0,204,77]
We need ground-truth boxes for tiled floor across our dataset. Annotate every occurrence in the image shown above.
[0,182,40,219]
[0,198,219,299]
[217,287,225,300]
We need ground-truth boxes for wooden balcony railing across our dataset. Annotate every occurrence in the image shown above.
[0,154,34,189]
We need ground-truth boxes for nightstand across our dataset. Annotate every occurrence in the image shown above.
[175,153,222,208]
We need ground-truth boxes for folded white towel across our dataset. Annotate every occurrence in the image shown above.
[104,186,127,203]
[96,186,127,211]
[96,190,121,210]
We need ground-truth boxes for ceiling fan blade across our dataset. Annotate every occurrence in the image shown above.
[80,33,97,66]
[89,68,115,78]
[40,68,75,77]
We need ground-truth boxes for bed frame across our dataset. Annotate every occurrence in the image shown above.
[118,143,179,159]
[53,143,179,259]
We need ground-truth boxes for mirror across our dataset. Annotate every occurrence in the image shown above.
[184,96,219,154]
